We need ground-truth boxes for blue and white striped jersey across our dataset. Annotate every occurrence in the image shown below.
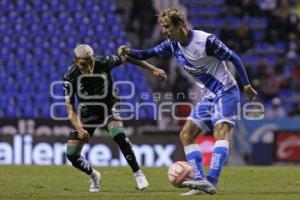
[153,30,237,98]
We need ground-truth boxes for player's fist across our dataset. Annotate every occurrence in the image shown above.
[75,126,90,142]
[244,84,257,102]
[118,45,131,57]
[153,68,167,82]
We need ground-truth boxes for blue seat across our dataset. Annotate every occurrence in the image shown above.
[47,24,59,35]
[253,30,264,41]
[49,0,60,11]
[226,17,241,28]
[8,11,19,24]
[34,36,44,47]
[254,42,269,53]
[41,106,50,118]
[32,0,43,11]
[275,42,287,53]
[0,96,8,105]
[0,24,7,36]
[91,13,100,24]
[7,105,17,118]
[243,54,260,65]
[102,1,112,11]
[84,0,94,12]
[264,55,277,65]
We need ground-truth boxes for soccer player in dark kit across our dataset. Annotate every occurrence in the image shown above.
[63,44,166,192]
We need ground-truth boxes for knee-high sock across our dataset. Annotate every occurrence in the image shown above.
[113,133,140,173]
[207,140,229,184]
[66,145,93,175]
[184,144,205,180]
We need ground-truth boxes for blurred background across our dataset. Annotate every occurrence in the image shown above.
[0,0,300,167]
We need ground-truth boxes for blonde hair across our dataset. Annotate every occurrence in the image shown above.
[158,8,186,26]
[74,44,94,58]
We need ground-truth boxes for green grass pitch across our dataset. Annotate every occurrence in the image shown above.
[0,166,300,200]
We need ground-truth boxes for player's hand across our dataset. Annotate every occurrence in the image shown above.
[244,84,257,102]
[153,68,167,82]
[118,45,131,57]
[75,126,90,142]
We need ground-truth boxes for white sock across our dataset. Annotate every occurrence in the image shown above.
[91,169,98,177]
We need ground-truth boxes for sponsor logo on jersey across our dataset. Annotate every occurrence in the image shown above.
[183,65,206,75]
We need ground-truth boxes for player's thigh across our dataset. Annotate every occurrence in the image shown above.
[106,104,123,130]
[187,98,214,133]
[68,112,99,141]
[213,86,240,126]
[67,127,95,142]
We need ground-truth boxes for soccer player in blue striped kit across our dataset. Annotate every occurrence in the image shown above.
[119,8,257,195]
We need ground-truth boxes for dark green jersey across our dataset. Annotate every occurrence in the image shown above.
[63,55,122,109]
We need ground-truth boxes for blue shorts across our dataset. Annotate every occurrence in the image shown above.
[187,86,240,132]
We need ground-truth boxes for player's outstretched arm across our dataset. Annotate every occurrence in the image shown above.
[63,76,89,141]
[126,55,167,82]
[117,46,167,82]
[118,45,157,60]
[205,35,257,102]
[65,101,90,141]
[229,52,257,102]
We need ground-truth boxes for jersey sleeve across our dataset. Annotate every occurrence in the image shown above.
[98,55,123,70]
[128,48,157,59]
[128,39,173,59]
[63,73,75,107]
[153,40,173,57]
[205,34,232,61]
[229,51,250,85]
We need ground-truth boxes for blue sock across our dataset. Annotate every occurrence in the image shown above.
[207,140,229,184]
[184,144,205,180]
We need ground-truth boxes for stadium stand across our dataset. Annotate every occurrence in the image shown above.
[0,0,154,119]
[1,0,299,120]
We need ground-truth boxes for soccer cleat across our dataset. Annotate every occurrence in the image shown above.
[180,189,205,196]
[182,179,217,195]
[89,169,101,192]
[134,170,149,190]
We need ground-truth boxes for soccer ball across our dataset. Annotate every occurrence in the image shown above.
[167,161,194,188]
